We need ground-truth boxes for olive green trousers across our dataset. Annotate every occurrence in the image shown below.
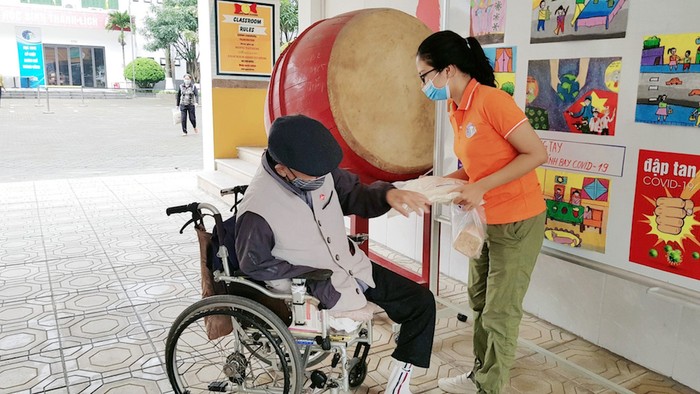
[469,212,546,394]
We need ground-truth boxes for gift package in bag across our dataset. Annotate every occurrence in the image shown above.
[172,107,181,125]
[451,203,487,258]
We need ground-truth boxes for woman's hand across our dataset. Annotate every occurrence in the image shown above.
[451,182,486,211]
[386,189,431,217]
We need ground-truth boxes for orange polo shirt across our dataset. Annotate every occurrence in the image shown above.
[448,79,545,225]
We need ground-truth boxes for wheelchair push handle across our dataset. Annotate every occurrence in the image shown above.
[166,202,200,216]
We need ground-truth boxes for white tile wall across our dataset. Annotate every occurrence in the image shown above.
[673,305,700,389]
[523,254,605,342]
[598,276,683,376]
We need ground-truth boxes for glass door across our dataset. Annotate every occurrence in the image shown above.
[44,46,58,85]
[81,47,94,87]
[69,47,82,86]
[57,47,69,86]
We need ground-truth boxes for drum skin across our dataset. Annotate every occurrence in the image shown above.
[265,9,435,183]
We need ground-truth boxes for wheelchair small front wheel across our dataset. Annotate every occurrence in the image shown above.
[348,360,368,388]
[165,295,304,394]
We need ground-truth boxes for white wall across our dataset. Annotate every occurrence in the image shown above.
[301,0,700,391]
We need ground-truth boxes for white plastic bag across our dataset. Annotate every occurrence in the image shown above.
[172,107,181,125]
[451,203,487,258]
[389,176,463,217]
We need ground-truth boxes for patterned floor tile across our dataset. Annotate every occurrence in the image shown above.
[53,288,133,319]
[0,262,53,303]
[105,244,170,266]
[0,351,67,393]
[57,308,145,348]
[0,322,61,361]
[133,299,200,333]
[50,255,114,274]
[63,337,159,382]
[121,279,199,306]
[0,236,47,264]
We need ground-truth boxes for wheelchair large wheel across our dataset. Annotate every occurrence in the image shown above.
[166,295,304,394]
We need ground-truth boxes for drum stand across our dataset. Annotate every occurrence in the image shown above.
[349,215,432,287]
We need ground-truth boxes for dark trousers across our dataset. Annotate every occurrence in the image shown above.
[364,262,436,368]
[180,104,196,133]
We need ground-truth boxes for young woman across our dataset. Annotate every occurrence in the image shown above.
[416,31,547,393]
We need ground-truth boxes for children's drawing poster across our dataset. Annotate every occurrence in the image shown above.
[530,0,629,44]
[484,46,516,96]
[526,57,621,136]
[470,0,506,45]
[635,33,700,128]
[536,168,611,253]
[536,168,610,253]
[630,150,700,280]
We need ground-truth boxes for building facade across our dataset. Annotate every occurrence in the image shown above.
[0,0,187,89]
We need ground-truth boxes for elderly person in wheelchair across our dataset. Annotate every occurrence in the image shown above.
[235,114,436,393]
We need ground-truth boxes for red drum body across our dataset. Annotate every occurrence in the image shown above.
[265,9,435,182]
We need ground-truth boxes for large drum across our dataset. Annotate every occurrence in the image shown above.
[265,9,435,182]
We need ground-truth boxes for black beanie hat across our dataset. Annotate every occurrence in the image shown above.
[267,115,343,177]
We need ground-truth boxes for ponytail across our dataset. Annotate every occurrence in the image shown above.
[417,31,496,88]
[465,37,496,88]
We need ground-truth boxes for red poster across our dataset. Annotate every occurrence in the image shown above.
[630,150,700,280]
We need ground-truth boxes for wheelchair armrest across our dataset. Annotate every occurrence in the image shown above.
[293,269,333,281]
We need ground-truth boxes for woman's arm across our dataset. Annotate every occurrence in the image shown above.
[444,168,469,181]
[452,122,548,209]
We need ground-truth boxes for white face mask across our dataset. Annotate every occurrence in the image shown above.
[184,79,191,86]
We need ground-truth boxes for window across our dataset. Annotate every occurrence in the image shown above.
[174,58,181,66]
[20,0,63,5]
[43,45,106,88]
[81,0,119,9]
[159,58,166,66]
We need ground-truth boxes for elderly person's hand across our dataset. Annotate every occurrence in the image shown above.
[386,189,431,217]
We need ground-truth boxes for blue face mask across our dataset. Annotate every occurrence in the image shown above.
[291,176,325,191]
[422,73,450,101]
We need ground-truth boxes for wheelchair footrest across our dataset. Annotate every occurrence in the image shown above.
[208,381,228,392]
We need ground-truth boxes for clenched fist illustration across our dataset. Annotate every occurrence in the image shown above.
[655,197,695,235]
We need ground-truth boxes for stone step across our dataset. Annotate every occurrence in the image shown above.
[197,170,251,207]
[215,158,259,180]
[237,146,266,165]
[3,89,130,100]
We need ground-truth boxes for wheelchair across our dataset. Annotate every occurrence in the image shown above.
[164,187,376,394]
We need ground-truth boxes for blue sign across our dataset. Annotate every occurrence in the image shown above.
[16,27,45,88]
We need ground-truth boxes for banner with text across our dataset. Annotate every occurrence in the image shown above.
[16,27,45,88]
[541,139,626,177]
[630,150,700,280]
[216,0,274,76]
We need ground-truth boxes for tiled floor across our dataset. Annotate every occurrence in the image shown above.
[0,172,696,394]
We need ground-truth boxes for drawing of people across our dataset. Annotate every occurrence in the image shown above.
[690,102,700,127]
[472,0,493,36]
[570,190,582,206]
[589,109,603,134]
[537,1,550,31]
[583,206,593,220]
[683,50,692,71]
[554,187,564,202]
[668,48,680,71]
[553,5,568,35]
[656,94,671,122]
[570,0,586,27]
[599,106,616,135]
[569,96,594,121]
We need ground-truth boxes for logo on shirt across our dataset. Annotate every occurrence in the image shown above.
[466,123,477,138]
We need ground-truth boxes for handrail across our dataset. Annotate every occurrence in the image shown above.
[40,84,83,89]
[540,247,700,302]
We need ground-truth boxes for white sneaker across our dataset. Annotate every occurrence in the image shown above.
[438,371,476,393]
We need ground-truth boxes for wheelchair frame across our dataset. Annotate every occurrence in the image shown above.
[164,200,375,394]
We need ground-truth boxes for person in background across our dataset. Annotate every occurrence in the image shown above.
[0,73,5,108]
[235,115,435,394]
[416,31,547,393]
[176,73,199,136]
